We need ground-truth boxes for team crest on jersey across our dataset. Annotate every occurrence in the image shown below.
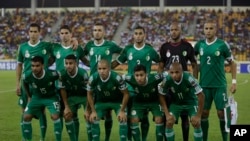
[166,50,171,57]
[25,50,30,58]
[90,48,94,55]
[105,49,110,55]
[56,51,61,59]
[170,87,175,93]
[32,83,37,88]
[131,110,136,115]
[151,88,155,92]
[42,49,46,54]
[215,51,220,56]
[182,51,187,56]
[97,85,101,91]
[128,53,133,60]
[112,86,116,90]
[48,82,53,86]
[200,48,204,56]
[146,54,150,61]
[135,87,139,93]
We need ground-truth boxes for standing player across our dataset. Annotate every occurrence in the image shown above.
[16,23,52,141]
[112,25,160,141]
[22,56,62,141]
[83,22,123,141]
[59,54,89,141]
[158,21,198,141]
[124,64,164,141]
[87,59,129,141]
[50,24,89,140]
[158,62,204,141]
[194,19,237,141]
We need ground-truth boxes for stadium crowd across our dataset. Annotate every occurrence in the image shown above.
[0,8,249,60]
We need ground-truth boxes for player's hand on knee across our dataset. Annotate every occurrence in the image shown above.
[16,87,21,96]
[64,107,72,120]
[84,110,91,121]
[190,115,201,128]
[118,111,127,122]
[89,112,97,123]
[166,114,175,126]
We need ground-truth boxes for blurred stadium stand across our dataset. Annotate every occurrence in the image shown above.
[0,0,249,61]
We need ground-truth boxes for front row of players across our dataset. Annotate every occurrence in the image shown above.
[22,55,204,141]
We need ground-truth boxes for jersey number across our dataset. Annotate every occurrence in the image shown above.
[172,55,180,63]
[177,92,184,100]
[207,56,211,65]
[95,55,101,62]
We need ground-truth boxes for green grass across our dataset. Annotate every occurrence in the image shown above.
[0,71,249,141]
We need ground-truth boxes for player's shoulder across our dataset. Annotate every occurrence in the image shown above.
[181,39,193,46]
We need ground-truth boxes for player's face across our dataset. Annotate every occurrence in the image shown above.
[93,25,105,40]
[204,23,216,40]
[65,59,76,74]
[31,61,43,77]
[29,27,40,43]
[60,29,72,44]
[98,62,110,80]
[169,66,182,82]
[133,29,145,44]
[134,70,147,85]
[170,24,181,41]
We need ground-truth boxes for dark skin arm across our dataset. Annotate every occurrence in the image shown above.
[111,60,120,69]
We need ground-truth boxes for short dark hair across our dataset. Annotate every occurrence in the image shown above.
[65,54,76,60]
[29,23,41,32]
[31,56,44,64]
[60,25,71,33]
[134,64,146,73]
[134,25,145,33]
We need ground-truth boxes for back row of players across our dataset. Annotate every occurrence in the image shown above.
[16,20,236,141]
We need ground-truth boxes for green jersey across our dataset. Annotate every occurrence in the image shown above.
[117,44,160,74]
[124,73,163,103]
[84,40,122,74]
[59,67,89,97]
[17,41,53,72]
[52,44,85,71]
[194,38,232,87]
[23,69,59,98]
[159,72,202,105]
[87,71,127,103]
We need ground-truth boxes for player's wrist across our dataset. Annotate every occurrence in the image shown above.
[232,79,237,84]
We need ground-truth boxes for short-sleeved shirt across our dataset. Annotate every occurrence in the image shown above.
[52,44,85,71]
[23,69,59,98]
[87,71,127,103]
[159,72,202,105]
[159,39,196,71]
[116,44,160,74]
[17,41,53,73]
[124,73,163,103]
[84,40,122,74]
[59,67,89,97]
[194,38,233,87]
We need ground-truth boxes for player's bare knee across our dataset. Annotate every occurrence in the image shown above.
[51,114,60,120]
[130,117,139,123]
[154,116,163,124]
[202,110,210,118]
[23,114,33,121]
[217,110,224,119]
[166,121,174,128]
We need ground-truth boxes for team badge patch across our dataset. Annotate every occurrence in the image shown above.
[42,49,47,54]
[131,110,136,115]
[128,53,133,60]
[90,48,94,55]
[215,51,220,56]
[25,50,30,58]
[56,51,61,59]
[166,50,171,57]
[105,49,110,55]
[182,51,187,56]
